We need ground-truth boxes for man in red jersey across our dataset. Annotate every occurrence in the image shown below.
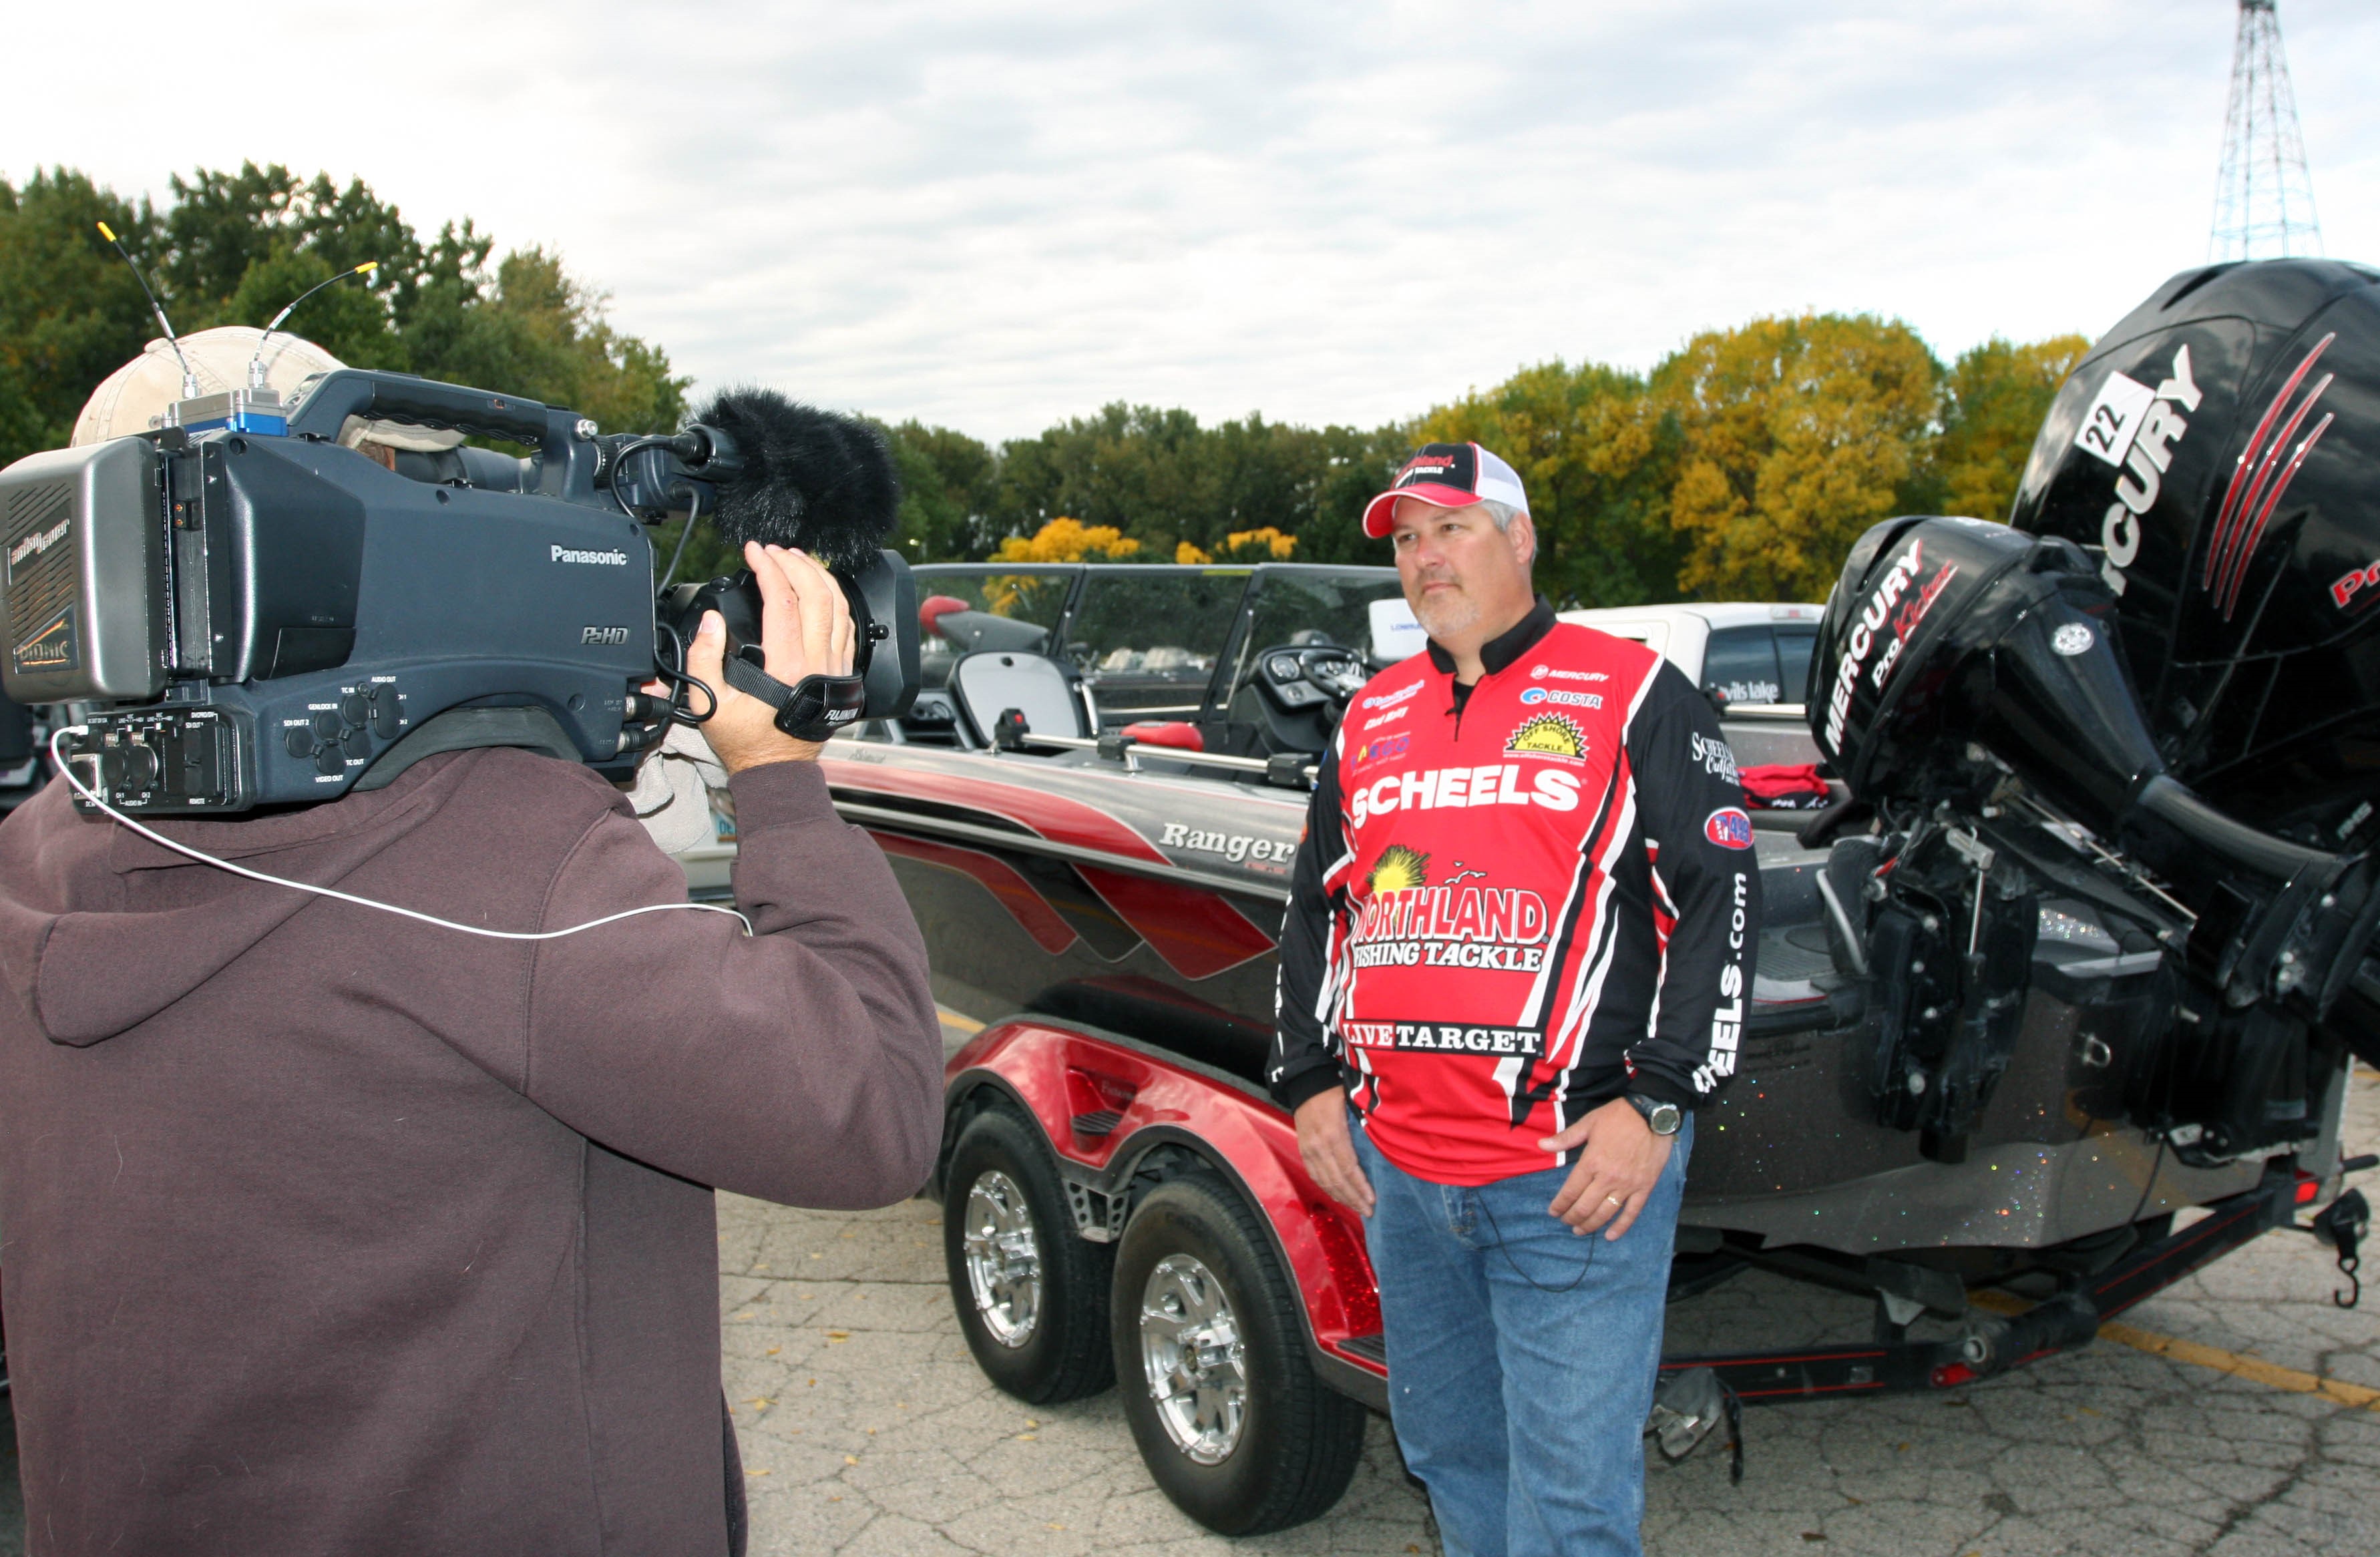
[1271,443,1760,1556]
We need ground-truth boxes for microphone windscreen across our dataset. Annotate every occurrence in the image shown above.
[695,388,900,572]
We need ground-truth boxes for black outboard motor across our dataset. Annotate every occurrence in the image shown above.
[1808,259,2380,1166]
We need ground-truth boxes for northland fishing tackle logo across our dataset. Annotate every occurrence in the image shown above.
[1368,843,1430,895]
[1350,841,1553,976]
[1505,712,1585,760]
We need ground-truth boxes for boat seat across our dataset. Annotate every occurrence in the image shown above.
[950,650,1090,746]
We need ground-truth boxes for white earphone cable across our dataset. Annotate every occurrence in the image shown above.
[49,725,754,941]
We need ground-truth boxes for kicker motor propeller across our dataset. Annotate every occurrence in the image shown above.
[0,365,920,815]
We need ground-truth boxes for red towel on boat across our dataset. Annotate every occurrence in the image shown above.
[1739,762,1831,809]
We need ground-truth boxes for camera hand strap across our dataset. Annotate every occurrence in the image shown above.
[721,652,866,742]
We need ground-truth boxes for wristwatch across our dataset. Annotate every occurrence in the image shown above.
[1625,1094,1683,1137]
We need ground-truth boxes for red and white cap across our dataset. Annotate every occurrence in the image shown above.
[1361,442,1530,538]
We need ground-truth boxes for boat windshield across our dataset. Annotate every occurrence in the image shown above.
[1219,568,1413,705]
[1066,569,1252,722]
[914,566,1078,689]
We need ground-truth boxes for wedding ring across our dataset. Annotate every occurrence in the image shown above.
[1605,1194,1623,1207]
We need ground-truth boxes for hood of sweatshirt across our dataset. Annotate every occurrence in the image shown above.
[0,749,608,1048]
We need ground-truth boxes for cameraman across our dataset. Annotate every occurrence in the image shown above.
[0,543,942,1556]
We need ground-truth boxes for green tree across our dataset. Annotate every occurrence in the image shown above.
[1412,360,1683,608]
[1921,333,2092,522]
[0,170,158,463]
[881,419,1000,561]
[1295,423,1412,565]
[1654,312,1942,602]
[0,162,686,473]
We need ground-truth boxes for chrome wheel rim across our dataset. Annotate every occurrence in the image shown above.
[961,1169,1042,1347]
[1138,1253,1247,1464]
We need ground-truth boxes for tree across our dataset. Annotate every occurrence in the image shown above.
[1922,334,2092,522]
[0,170,157,464]
[1654,313,1942,602]
[994,517,1141,562]
[0,162,685,473]
[1412,361,1683,608]
[881,419,1000,561]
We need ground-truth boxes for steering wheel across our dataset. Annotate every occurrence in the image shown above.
[1252,644,1366,714]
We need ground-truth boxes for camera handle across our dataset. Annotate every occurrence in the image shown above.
[284,369,602,499]
[721,653,866,742]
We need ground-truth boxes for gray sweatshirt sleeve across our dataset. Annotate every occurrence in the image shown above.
[522,758,943,1208]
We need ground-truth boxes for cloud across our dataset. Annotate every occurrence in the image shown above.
[11,1,2376,438]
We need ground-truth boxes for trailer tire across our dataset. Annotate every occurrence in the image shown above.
[1112,1170,1365,1535]
[944,1103,1115,1403]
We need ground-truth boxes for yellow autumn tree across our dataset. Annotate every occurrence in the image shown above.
[993,515,1141,562]
[1221,526,1297,560]
[1926,334,2092,522]
[1653,313,1941,602]
[1176,540,1211,564]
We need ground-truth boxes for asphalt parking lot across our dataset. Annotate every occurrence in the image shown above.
[718,1058,2380,1557]
[0,1067,2369,1554]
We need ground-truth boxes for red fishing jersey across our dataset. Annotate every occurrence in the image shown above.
[1270,602,1762,1184]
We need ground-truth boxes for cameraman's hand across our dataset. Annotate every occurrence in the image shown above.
[688,542,855,775]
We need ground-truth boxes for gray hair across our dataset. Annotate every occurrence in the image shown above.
[1476,499,1525,532]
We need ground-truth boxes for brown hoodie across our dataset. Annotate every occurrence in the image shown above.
[0,748,942,1556]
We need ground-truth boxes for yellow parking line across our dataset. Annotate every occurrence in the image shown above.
[937,1008,984,1035]
[1969,1288,2380,1410]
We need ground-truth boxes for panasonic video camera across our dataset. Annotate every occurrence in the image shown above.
[0,368,919,813]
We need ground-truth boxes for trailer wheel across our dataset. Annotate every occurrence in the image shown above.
[943,1104,1115,1403]
[1112,1170,1365,1536]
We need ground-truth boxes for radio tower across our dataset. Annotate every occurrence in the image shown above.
[2209,0,2323,261]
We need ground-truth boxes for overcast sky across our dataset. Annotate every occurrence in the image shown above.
[14,1,2376,439]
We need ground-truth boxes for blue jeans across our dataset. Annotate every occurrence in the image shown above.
[1351,1113,1692,1557]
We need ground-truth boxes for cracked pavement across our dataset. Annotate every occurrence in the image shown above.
[0,1074,2363,1556]
[721,1064,2379,1557]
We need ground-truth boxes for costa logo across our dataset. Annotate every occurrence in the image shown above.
[1704,807,1754,850]
[1519,686,1603,710]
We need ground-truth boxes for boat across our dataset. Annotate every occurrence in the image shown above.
[686,260,2380,1534]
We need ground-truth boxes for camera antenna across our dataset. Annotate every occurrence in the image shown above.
[250,260,378,389]
[95,220,200,401]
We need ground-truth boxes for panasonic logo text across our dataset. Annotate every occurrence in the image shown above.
[552,545,630,566]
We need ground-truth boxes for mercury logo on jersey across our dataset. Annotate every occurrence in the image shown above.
[1348,763,1579,824]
